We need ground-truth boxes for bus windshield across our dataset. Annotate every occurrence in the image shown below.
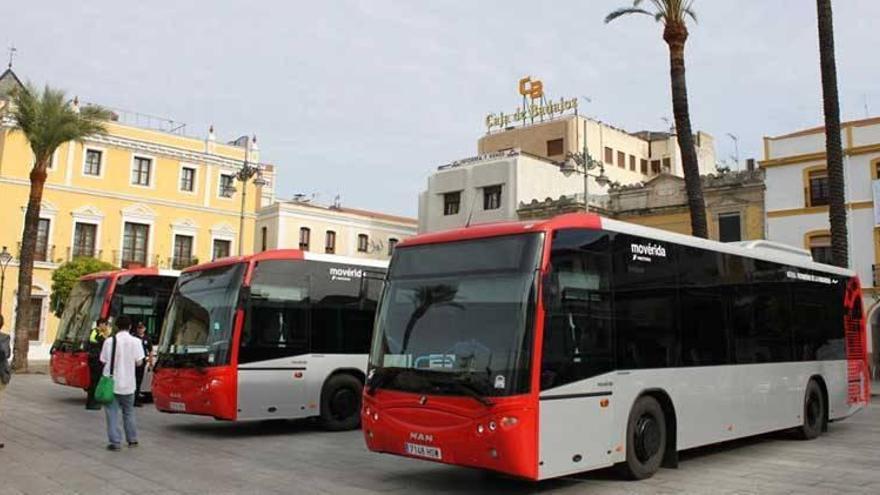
[55,278,110,348]
[158,263,245,366]
[369,233,542,398]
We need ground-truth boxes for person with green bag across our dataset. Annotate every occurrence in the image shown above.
[98,315,145,451]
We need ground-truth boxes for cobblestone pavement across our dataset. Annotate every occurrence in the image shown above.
[1,375,878,494]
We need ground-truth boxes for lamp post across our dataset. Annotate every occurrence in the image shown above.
[228,136,268,256]
[0,246,13,315]
[560,120,610,212]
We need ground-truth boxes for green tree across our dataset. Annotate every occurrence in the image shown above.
[50,258,116,318]
[605,0,708,238]
[816,0,848,268]
[7,84,111,372]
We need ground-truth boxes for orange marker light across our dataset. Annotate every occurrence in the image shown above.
[600,399,610,408]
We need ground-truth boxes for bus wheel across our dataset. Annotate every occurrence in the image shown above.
[618,396,666,480]
[320,374,363,431]
[798,380,825,440]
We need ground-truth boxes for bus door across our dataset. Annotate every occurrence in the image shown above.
[539,229,617,475]
[237,261,311,420]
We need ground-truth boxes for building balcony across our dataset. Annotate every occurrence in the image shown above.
[17,243,57,264]
[65,247,106,263]
[171,256,199,271]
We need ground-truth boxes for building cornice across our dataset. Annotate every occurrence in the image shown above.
[759,143,880,168]
[81,133,262,170]
[259,205,416,235]
[766,200,873,218]
[0,176,256,219]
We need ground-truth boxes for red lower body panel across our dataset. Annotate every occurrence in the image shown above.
[50,351,90,389]
[152,366,237,420]
[362,390,538,480]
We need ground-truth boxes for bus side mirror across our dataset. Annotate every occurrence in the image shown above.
[237,286,251,309]
[542,269,560,310]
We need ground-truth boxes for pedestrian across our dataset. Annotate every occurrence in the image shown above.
[86,317,111,410]
[100,315,145,451]
[0,314,11,449]
[132,321,152,407]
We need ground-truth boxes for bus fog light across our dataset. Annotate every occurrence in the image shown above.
[488,421,497,431]
[489,448,499,459]
[373,412,379,421]
[364,407,371,416]
[476,424,485,434]
[367,430,373,438]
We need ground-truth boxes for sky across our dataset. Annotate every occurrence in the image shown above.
[6,0,880,217]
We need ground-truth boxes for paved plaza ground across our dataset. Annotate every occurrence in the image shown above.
[1,374,878,495]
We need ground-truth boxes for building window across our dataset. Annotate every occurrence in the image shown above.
[483,185,502,210]
[640,159,648,175]
[651,159,661,174]
[807,169,829,207]
[718,212,742,242]
[172,234,194,269]
[219,174,235,198]
[299,227,311,251]
[35,218,51,262]
[131,156,152,186]
[72,223,97,258]
[604,147,613,165]
[617,151,626,169]
[808,233,832,264]
[662,157,671,173]
[357,234,369,253]
[388,238,399,256]
[180,167,196,192]
[325,230,336,254]
[27,297,43,341]
[212,239,231,261]
[84,149,102,176]
[443,191,461,216]
[875,161,880,180]
[122,222,149,267]
[629,155,636,171]
[260,226,268,252]
[546,138,564,157]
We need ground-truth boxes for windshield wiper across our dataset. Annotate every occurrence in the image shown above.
[431,375,494,408]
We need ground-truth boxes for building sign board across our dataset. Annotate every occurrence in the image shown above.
[485,76,578,131]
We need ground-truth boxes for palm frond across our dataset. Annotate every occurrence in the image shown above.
[683,6,697,23]
[605,7,653,23]
[9,82,109,164]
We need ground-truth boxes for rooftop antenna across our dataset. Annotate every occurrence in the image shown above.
[726,133,740,169]
[864,94,870,118]
[7,43,17,69]
[661,117,675,134]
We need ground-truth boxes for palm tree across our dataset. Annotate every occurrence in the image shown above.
[605,0,708,239]
[816,0,848,268]
[7,84,110,371]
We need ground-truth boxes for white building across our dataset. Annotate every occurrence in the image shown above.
[761,116,880,373]
[418,115,716,233]
[256,199,417,260]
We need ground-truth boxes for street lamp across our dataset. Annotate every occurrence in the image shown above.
[231,135,268,256]
[560,150,610,213]
[0,246,13,315]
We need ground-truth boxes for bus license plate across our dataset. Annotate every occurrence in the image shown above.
[405,442,442,460]
[169,401,186,412]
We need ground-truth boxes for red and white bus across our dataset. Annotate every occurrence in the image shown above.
[152,249,385,430]
[363,213,870,480]
[50,268,179,390]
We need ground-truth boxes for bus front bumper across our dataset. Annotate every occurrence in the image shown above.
[362,390,538,480]
[50,351,90,389]
[152,366,237,420]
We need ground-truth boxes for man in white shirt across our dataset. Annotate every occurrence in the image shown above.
[99,315,145,451]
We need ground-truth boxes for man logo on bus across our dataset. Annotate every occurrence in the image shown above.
[631,242,666,263]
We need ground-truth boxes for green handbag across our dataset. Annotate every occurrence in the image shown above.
[94,336,116,405]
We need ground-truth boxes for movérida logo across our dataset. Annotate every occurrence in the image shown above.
[630,242,667,263]
[329,266,363,282]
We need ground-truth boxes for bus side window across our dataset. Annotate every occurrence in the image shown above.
[541,229,613,391]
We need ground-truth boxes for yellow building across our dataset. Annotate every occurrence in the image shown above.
[518,167,766,244]
[0,68,275,359]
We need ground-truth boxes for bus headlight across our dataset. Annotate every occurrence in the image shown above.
[499,416,519,429]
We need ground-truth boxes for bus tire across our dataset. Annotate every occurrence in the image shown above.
[618,395,666,480]
[319,374,363,431]
[798,380,825,440]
